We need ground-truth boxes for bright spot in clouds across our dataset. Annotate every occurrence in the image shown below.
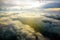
[1,0,46,9]
[44,8,60,11]
[18,13,40,18]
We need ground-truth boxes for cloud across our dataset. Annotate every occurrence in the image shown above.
[0,0,40,9]
[44,8,60,11]
[40,7,60,40]
[1,0,60,11]
[40,0,60,1]
[41,3,60,9]
[0,13,47,40]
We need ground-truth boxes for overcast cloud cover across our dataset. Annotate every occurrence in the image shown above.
[0,0,60,40]
[0,0,60,10]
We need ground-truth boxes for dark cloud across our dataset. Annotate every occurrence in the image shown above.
[41,10,60,40]
[42,3,60,8]
[40,0,60,1]
[44,11,60,20]
[42,19,60,40]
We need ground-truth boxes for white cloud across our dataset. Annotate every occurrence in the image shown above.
[0,0,41,9]
[0,0,59,10]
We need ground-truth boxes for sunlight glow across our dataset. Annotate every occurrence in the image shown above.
[18,13,41,18]
[44,8,60,11]
[1,0,47,9]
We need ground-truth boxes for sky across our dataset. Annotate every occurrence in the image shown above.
[0,0,60,11]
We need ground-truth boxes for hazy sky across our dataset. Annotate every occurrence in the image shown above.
[0,0,60,11]
[0,0,57,8]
